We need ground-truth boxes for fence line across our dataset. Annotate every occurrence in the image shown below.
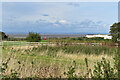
[1,41,118,47]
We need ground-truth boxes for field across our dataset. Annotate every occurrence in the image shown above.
[1,41,118,78]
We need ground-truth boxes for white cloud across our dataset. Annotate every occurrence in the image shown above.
[59,20,67,24]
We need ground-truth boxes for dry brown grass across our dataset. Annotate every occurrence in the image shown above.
[2,45,114,78]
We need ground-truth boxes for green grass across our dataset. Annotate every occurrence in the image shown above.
[41,40,48,42]
[0,41,26,46]
[0,40,48,46]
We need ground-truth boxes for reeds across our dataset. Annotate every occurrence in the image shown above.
[1,44,116,78]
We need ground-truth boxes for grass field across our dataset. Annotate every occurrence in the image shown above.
[0,40,48,46]
[1,42,117,78]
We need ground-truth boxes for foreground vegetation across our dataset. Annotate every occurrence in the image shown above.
[1,44,119,79]
[1,31,119,79]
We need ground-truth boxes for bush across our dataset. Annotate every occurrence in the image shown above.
[0,32,8,40]
[26,32,41,42]
[64,56,119,78]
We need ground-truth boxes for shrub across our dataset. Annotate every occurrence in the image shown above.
[64,56,118,79]
[0,32,8,40]
[26,32,41,42]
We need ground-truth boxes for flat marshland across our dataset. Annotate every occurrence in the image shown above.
[1,41,117,78]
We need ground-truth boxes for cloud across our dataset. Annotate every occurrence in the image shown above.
[67,3,80,7]
[42,14,49,16]
[3,13,109,33]
[78,20,96,28]
[58,20,67,24]
[53,24,59,27]
[96,21,103,24]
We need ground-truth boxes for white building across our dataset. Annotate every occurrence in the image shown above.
[86,34,112,39]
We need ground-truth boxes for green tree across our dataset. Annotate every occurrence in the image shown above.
[0,32,8,40]
[110,22,120,42]
[26,32,41,42]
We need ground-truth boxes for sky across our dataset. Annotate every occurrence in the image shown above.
[2,2,118,34]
